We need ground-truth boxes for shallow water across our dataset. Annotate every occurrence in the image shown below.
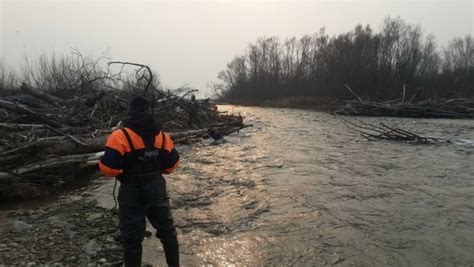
[91,106,474,266]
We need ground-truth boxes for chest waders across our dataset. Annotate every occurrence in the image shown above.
[118,128,180,267]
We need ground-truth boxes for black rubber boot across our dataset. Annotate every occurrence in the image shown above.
[162,238,180,267]
[123,243,142,267]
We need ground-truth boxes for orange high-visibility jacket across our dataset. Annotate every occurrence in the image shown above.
[99,127,179,177]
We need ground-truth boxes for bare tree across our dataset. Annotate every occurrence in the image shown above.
[0,63,19,94]
[216,17,472,102]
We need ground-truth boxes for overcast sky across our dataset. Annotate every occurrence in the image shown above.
[1,0,472,96]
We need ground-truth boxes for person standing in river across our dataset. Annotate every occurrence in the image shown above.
[98,96,180,267]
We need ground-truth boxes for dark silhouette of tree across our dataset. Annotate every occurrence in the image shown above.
[216,17,473,103]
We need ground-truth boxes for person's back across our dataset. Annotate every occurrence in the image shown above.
[99,96,180,267]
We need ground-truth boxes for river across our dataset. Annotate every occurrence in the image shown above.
[91,105,474,266]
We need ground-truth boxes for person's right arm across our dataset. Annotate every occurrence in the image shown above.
[99,130,126,177]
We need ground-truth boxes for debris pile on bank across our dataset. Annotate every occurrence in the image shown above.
[335,85,474,119]
[336,98,474,118]
[0,62,245,200]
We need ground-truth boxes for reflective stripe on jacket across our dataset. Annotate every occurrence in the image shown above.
[99,127,179,177]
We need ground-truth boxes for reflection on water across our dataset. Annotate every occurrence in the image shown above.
[91,106,474,266]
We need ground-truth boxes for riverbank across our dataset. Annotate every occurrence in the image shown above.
[218,96,341,112]
[262,96,342,111]
[222,96,474,119]
[0,192,123,266]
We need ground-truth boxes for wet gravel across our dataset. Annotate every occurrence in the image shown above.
[0,194,123,266]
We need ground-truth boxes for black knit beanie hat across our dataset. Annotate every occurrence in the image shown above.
[128,96,152,116]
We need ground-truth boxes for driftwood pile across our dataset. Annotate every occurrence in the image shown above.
[339,116,448,144]
[335,84,474,119]
[0,82,244,200]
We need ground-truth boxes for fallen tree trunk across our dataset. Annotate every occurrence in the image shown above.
[0,152,99,179]
[0,99,63,128]
[0,122,245,160]
[20,83,63,106]
[0,123,246,183]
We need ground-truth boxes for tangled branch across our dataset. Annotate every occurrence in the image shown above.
[107,61,153,93]
[337,115,450,144]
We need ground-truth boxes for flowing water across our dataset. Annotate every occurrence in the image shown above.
[91,106,474,266]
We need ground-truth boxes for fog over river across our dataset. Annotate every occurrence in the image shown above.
[92,106,474,266]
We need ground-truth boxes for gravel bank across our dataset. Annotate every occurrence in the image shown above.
[0,194,123,266]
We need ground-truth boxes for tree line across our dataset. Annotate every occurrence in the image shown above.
[213,17,473,103]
